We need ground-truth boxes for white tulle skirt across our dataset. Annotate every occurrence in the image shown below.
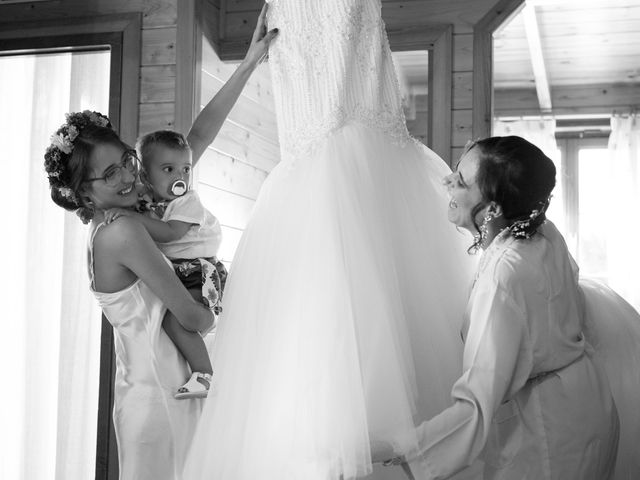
[182,122,476,480]
[580,278,640,479]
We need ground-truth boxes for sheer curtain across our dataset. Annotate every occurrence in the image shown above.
[0,51,109,480]
[493,118,564,233]
[493,118,558,156]
[606,114,640,311]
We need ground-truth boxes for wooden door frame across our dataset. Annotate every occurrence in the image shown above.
[472,0,526,139]
[0,14,140,146]
[387,24,453,164]
[176,0,204,136]
[0,13,141,480]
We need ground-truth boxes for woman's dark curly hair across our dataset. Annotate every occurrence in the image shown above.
[467,135,556,252]
[45,112,130,224]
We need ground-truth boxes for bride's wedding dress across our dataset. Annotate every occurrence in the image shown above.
[183,1,476,478]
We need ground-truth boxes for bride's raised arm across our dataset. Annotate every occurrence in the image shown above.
[188,2,278,165]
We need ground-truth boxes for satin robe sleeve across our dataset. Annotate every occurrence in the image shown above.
[413,280,534,479]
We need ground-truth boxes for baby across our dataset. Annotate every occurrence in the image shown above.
[106,130,226,399]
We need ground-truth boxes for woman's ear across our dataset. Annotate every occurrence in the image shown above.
[77,185,94,207]
[487,202,503,218]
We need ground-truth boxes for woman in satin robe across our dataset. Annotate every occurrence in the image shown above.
[376,136,619,480]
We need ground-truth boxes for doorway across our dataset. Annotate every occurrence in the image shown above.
[0,13,141,479]
[0,48,110,480]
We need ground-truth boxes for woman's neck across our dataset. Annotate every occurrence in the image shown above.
[92,209,106,224]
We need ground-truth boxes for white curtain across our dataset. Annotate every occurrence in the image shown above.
[0,51,109,480]
[493,118,558,158]
[493,118,564,234]
[606,115,640,312]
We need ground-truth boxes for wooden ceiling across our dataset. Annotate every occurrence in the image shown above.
[493,0,640,115]
[211,0,501,59]
[215,0,501,32]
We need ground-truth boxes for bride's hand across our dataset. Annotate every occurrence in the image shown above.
[242,2,279,69]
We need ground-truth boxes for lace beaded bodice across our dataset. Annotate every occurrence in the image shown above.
[266,0,410,160]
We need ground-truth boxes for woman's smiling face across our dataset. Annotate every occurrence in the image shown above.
[443,146,485,233]
[83,143,140,211]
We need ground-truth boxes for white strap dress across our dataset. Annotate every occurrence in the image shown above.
[88,223,204,480]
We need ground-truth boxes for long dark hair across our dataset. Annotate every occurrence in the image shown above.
[468,135,556,251]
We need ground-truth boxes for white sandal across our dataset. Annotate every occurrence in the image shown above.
[174,372,212,400]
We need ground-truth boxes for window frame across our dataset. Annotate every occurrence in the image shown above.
[0,14,141,480]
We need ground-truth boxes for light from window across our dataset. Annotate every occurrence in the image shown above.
[578,147,610,281]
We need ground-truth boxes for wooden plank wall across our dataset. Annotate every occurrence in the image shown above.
[217,0,501,164]
[197,39,279,264]
[495,84,640,117]
[0,0,179,136]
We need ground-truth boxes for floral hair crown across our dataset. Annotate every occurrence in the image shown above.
[44,110,112,205]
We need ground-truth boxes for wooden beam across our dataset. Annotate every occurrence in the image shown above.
[495,83,640,116]
[200,0,221,54]
[430,25,453,164]
[472,0,526,139]
[218,38,250,61]
[175,0,202,136]
[0,0,176,29]
[521,2,552,112]
[218,0,227,42]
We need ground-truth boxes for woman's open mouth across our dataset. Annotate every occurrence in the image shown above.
[118,184,134,196]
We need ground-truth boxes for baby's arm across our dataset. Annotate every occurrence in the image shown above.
[105,208,192,243]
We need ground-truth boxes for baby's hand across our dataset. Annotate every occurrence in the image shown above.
[105,208,135,224]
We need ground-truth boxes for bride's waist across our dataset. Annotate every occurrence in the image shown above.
[279,115,409,156]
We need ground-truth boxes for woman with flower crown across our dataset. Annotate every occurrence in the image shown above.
[43,9,277,480]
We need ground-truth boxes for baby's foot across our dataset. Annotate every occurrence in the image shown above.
[174,372,212,400]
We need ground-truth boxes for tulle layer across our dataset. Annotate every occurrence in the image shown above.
[183,122,476,480]
[580,279,640,479]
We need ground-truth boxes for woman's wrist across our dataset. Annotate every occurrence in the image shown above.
[238,56,259,75]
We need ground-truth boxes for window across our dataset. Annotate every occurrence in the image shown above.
[0,49,110,480]
[554,136,610,281]
[0,14,141,479]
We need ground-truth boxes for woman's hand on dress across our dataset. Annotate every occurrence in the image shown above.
[105,208,135,224]
[370,440,405,464]
[242,2,279,69]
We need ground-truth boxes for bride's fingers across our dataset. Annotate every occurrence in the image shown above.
[252,3,269,42]
[261,27,279,46]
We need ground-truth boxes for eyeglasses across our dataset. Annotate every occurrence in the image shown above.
[85,149,139,187]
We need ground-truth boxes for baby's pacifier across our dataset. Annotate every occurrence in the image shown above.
[170,179,188,196]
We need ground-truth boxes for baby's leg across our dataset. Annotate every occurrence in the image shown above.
[162,288,213,376]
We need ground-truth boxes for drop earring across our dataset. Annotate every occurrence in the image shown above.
[478,211,495,247]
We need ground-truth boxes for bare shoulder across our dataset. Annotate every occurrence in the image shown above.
[93,216,151,253]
